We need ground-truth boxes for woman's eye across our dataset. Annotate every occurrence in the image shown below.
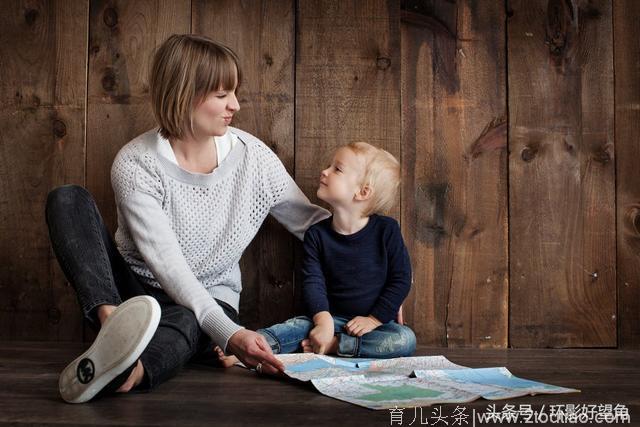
[216,93,227,98]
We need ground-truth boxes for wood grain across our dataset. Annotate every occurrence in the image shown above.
[401,0,508,348]
[0,1,636,348]
[0,0,87,340]
[507,0,616,347]
[86,0,190,235]
[1,341,639,425]
[614,0,640,349]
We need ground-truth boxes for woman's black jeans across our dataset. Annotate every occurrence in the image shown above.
[45,184,238,391]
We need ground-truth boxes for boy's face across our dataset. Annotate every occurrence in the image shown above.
[317,147,366,209]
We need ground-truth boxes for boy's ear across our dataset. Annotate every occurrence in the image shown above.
[355,184,372,201]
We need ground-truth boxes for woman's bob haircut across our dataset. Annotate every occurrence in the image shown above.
[149,34,242,140]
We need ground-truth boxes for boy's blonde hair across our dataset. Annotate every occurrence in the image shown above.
[149,34,242,140]
[345,142,400,216]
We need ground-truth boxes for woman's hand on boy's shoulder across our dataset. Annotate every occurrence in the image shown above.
[344,315,382,337]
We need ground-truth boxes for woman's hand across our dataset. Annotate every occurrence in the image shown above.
[226,329,285,375]
[344,315,382,337]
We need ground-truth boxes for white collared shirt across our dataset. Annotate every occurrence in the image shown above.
[157,129,239,166]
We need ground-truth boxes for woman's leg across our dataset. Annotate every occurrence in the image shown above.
[135,302,201,390]
[255,316,314,354]
[332,318,417,359]
[45,184,148,329]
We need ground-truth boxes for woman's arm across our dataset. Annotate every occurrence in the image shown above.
[269,173,331,241]
[116,187,245,352]
[119,188,284,373]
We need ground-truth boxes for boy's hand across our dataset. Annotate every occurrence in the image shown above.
[305,324,335,354]
[345,315,382,337]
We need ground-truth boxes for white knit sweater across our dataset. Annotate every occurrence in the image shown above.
[110,127,331,351]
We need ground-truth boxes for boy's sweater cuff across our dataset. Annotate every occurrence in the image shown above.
[201,309,245,353]
[370,307,394,324]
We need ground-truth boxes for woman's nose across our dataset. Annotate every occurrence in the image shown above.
[228,92,240,112]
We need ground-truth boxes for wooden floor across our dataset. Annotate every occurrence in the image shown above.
[0,342,638,426]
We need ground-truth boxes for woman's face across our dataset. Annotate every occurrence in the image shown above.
[191,84,240,138]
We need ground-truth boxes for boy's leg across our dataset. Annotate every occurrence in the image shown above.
[256,316,314,354]
[334,320,417,359]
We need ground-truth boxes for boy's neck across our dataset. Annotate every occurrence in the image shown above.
[330,207,370,235]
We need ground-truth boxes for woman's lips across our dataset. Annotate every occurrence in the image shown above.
[223,116,232,124]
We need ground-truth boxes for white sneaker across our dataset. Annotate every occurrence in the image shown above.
[59,295,161,403]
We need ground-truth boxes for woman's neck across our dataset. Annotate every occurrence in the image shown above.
[169,131,219,173]
[330,207,369,235]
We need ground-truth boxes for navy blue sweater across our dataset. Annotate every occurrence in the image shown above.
[301,214,412,324]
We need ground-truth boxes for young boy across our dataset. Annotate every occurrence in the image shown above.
[217,142,415,365]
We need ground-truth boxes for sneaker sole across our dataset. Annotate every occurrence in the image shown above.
[59,295,161,403]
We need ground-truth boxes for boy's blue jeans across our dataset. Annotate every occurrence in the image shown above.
[257,315,417,358]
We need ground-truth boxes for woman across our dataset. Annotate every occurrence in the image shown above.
[45,34,330,403]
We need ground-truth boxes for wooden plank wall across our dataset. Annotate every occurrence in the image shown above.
[508,0,616,347]
[614,0,640,349]
[401,1,508,348]
[0,0,638,349]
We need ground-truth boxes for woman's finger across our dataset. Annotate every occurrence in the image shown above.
[254,339,285,372]
[259,360,284,376]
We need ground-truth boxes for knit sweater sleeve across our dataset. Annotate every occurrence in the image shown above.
[111,145,244,352]
[261,145,331,241]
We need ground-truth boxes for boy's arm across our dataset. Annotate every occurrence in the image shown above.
[312,311,334,328]
[301,228,331,321]
[302,230,335,353]
[369,221,412,324]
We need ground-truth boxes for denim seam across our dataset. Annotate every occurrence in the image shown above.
[86,197,121,307]
[260,328,281,354]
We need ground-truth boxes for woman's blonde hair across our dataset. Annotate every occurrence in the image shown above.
[344,142,401,216]
[149,34,242,140]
